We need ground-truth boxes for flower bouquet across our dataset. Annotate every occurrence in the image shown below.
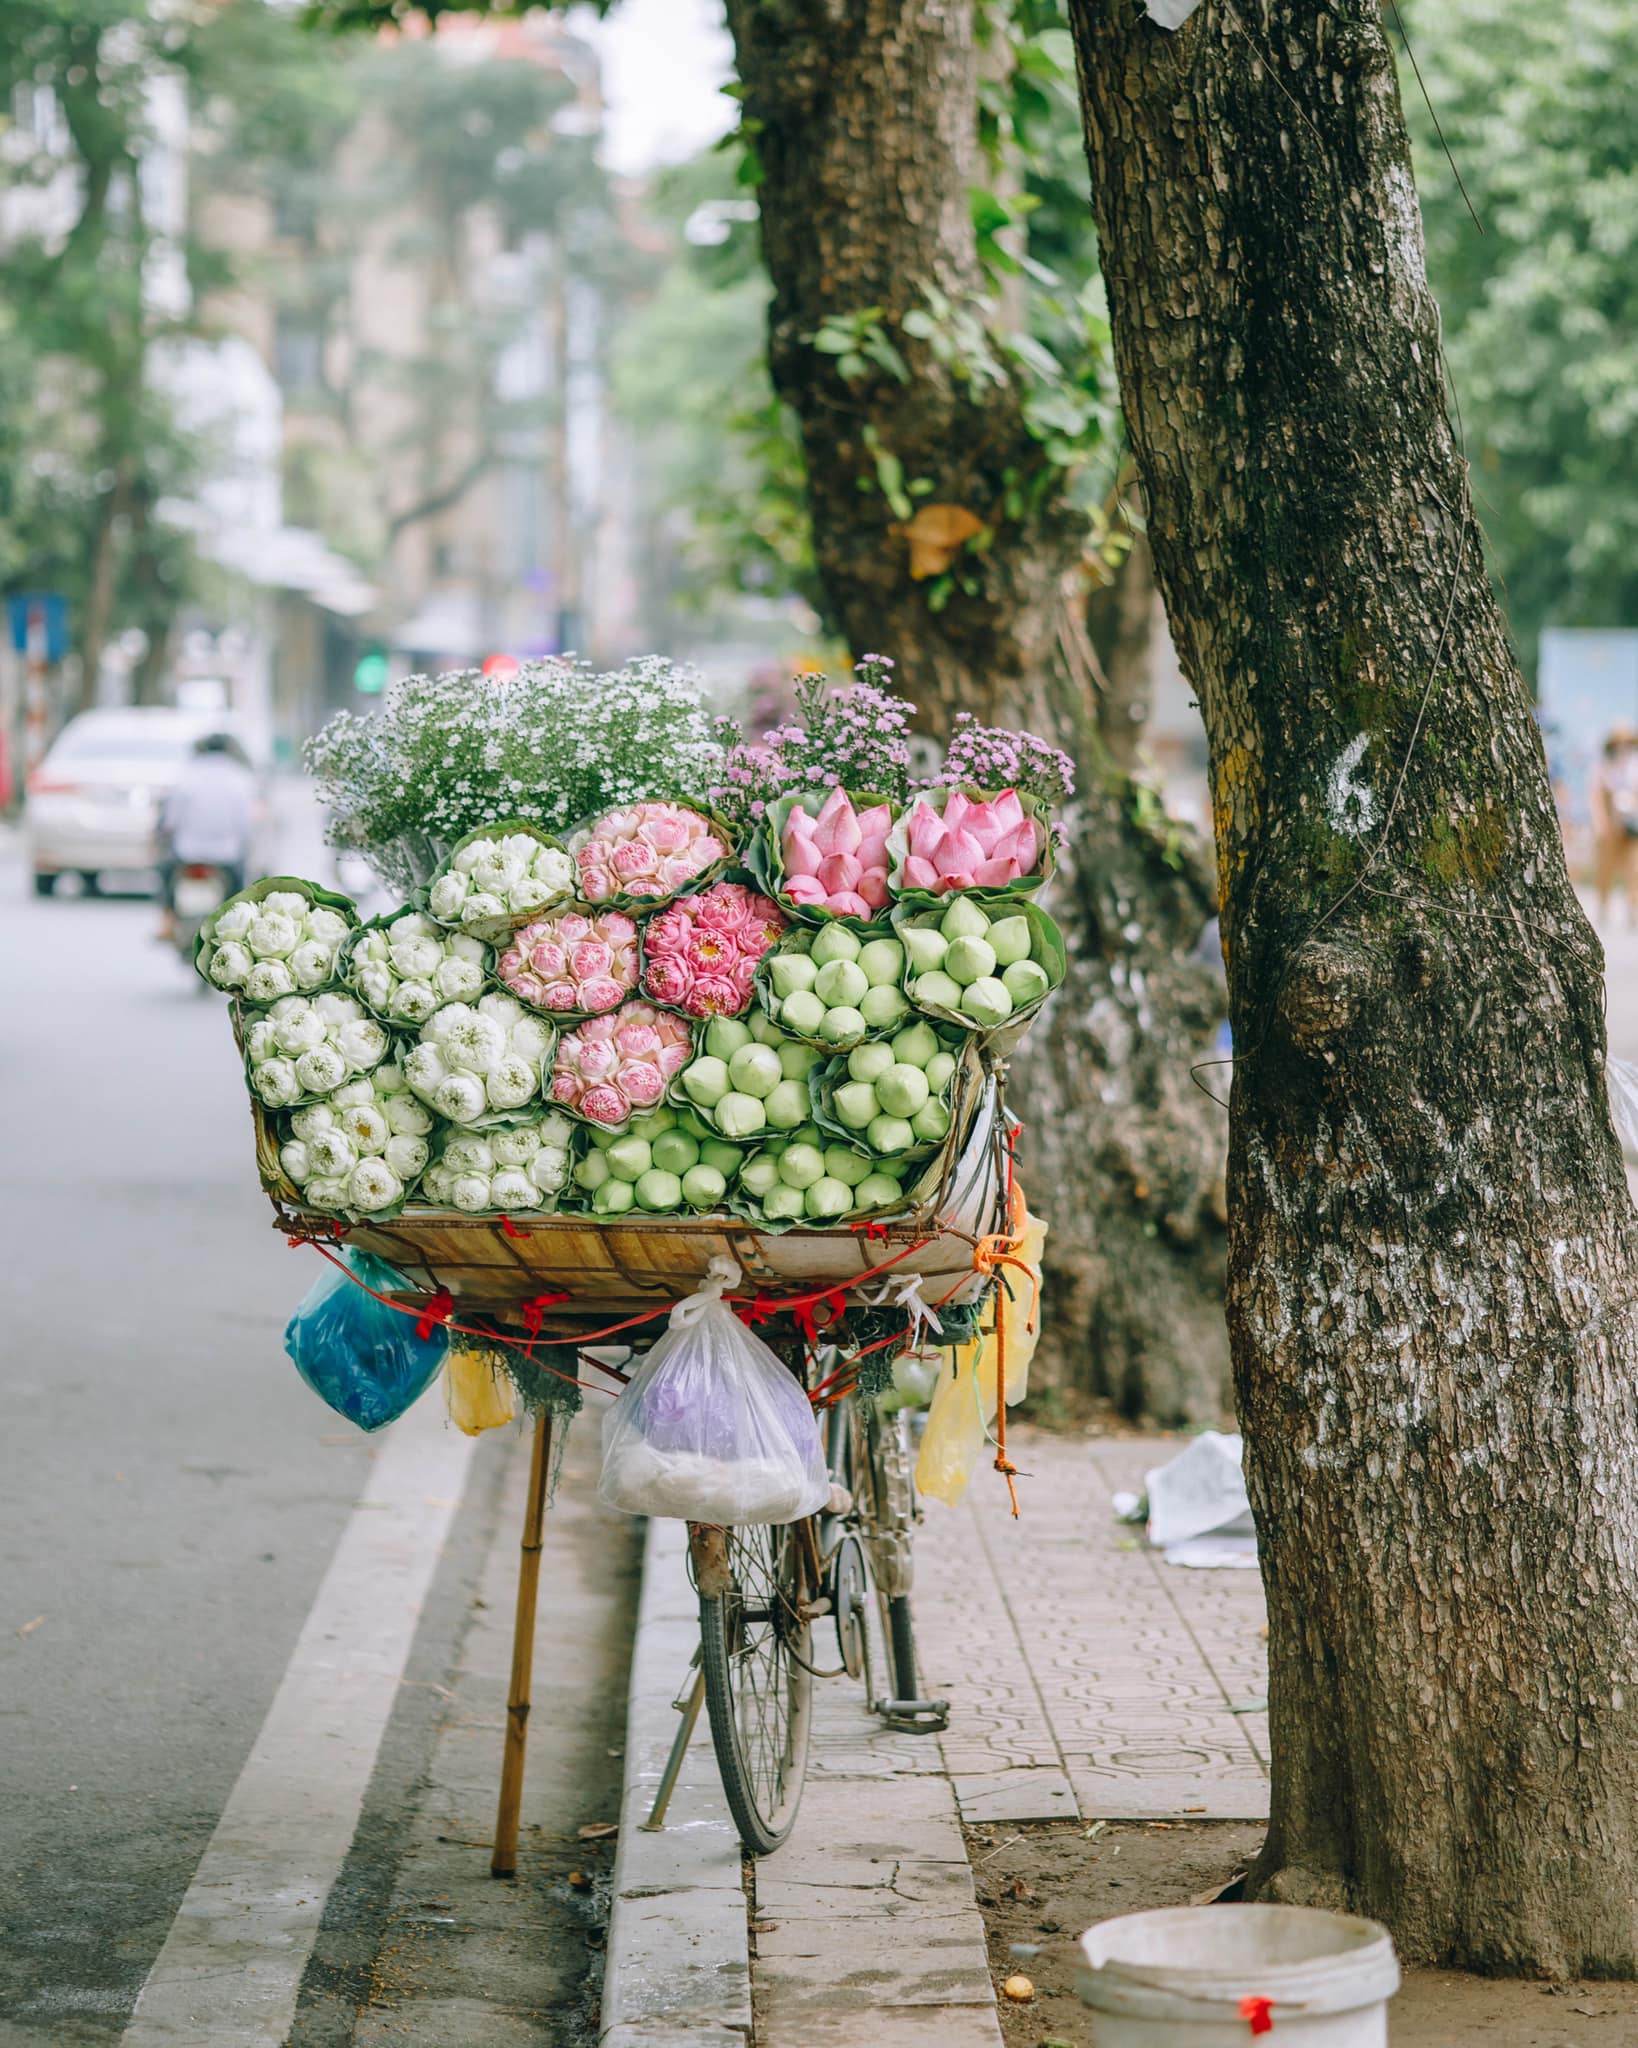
[274,1063,435,1217]
[548,1000,694,1131]
[343,910,491,1025]
[673,1013,827,1142]
[754,923,912,1049]
[729,1129,915,1230]
[425,822,576,941]
[893,897,1067,1038]
[747,789,897,928]
[419,1110,578,1214]
[885,787,1054,907]
[640,881,787,1019]
[569,799,734,910]
[197,879,358,1002]
[241,993,391,1110]
[496,907,641,1019]
[568,1105,745,1219]
[402,993,555,1127]
[808,1022,964,1160]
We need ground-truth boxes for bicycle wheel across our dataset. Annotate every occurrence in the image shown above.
[698,1523,814,1854]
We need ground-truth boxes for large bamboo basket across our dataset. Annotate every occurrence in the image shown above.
[258,1064,1009,1329]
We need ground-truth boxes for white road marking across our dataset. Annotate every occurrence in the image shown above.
[121,1395,477,2047]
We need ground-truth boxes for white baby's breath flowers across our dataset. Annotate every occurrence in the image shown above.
[427,833,574,936]
[274,1061,430,1214]
[420,1110,574,1212]
[201,883,357,999]
[244,992,388,1108]
[348,911,491,1025]
[404,992,554,1125]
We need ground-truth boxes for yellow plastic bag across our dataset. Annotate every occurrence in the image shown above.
[443,1345,518,1436]
[914,1210,1048,1507]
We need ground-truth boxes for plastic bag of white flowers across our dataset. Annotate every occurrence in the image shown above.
[274,1063,434,1217]
[420,1110,578,1215]
[423,820,575,943]
[240,992,392,1111]
[197,878,359,1003]
[342,909,492,1026]
[402,991,555,1127]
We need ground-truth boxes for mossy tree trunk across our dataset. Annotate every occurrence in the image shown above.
[1070,0,1638,1969]
[727,0,1230,1419]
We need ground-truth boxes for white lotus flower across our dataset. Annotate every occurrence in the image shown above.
[471,850,524,897]
[214,900,257,941]
[248,911,300,960]
[479,991,524,1028]
[244,1018,279,1064]
[429,872,470,921]
[347,1158,403,1212]
[541,1110,574,1148]
[485,1056,538,1110]
[529,1145,569,1194]
[209,940,253,989]
[441,1010,506,1074]
[305,1172,351,1208]
[508,1016,552,1065]
[444,1135,495,1173]
[384,1133,429,1179]
[450,1171,493,1212]
[452,841,487,875]
[252,1058,301,1108]
[395,979,441,1022]
[434,1072,488,1124]
[389,910,439,942]
[245,960,295,1002]
[461,891,508,925]
[335,1018,388,1071]
[383,1093,433,1137]
[434,955,484,1001]
[404,1043,448,1095]
[315,991,363,1030]
[490,1127,539,1168]
[377,1060,405,1092]
[290,1103,336,1140]
[305,907,351,946]
[273,1005,327,1057]
[262,891,309,920]
[290,941,334,990]
[491,1169,541,1211]
[309,1127,359,1177]
[340,1103,390,1154]
[389,936,442,980]
[278,1139,311,1184]
[501,833,538,862]
[356,964,394,1008]
[420,1161,452,1203]
[450,934,487,966]
[508,874,556,914]
[295,1044,347,1095]
[330,1077,376,1110]
[356,930,390,963]
[535,847,575,890]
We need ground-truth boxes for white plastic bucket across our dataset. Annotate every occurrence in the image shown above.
[1077,1905,1399,2046]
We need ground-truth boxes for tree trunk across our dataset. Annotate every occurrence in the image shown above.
[727,0,1230,1418]
[1069,0,1638,1970]
[1087,524,1157,768]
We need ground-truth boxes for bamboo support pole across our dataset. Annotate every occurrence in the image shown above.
[491,1407,554,1878]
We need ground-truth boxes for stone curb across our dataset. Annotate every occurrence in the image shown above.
[600,1518,751,2046]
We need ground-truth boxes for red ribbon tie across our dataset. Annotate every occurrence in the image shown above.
[1240,1994,1275,2036]
[499,1214,523,1240]
[415,1286,454,1343]
[520,1289,572,1338]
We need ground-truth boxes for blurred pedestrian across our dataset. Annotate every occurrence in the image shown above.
[1591,727,1638,927]
[155,732,256,940]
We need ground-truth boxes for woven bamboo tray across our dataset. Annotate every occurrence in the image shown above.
[259,1070,1008,1326]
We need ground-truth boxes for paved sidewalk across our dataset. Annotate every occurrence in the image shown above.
[603,1426,1268,2047]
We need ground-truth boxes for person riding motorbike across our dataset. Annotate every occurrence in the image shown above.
[156,732,257,941]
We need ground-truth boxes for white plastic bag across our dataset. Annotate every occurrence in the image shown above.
[1145,1431,1255,1550]
[597,1257,831,1524]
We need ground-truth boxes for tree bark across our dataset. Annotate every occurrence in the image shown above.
[1069,0,1638,1970]
[727,0,1230,1418]
[1087,524,1157,768]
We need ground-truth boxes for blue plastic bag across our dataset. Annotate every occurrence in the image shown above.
[284,1249,449,1432]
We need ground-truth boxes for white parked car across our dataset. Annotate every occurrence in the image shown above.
[26,707,268,898]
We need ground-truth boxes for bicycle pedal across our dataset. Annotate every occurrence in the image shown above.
[878,1696,951,1733]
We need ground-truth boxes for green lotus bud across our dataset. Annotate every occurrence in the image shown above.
[740,1153,782,1197]
[852,1171,903,1211]
[788,1123,824,1148]
[939,895,991,942]
[777,987,827,1037]
[857,937,905,988]
[729,1042,783,1099]
[606,1136,652,1183]
[768,951,818,999]
[823,1144,872,1188]
[630,1107,678,1140]
[912,970,964,1013]
[901,925,949,974]
[574,1150,611,1191]
[832,1080,879,1130]
[763,1184,808,1222]
[818,1006,867,1044]
[923,1050,957,1092]
[682,1055,731,1107]
[874,1063,930,1118]
[810,922,862,966]
[805,1175,853,1219]
[814,958,869,1009]
[859,983,910,1031]
[682,1164,728,1210]
[867,1113,916,1154]
[848,1041,895,1085]
[676,1106,714,1140]
[763,1077,810,1129]
[635,1168,682,1211]
[700,1138,744,1177]
[891,1021,941,1069]
[748,1011,785,1046]
[959,976,1014,1027]
[944,934,997,988]
[987,914,1032,968]
[651,1130,700,1175]
[589,1124,620,1149]
[703,1016,752,1060]
[910,1097,951,1143]
[593,1177,635,1215]
[778,1142,826,1190]
[715,1090,768,1138]
[1002,959,1051,1008]
[778,1039,822,1080]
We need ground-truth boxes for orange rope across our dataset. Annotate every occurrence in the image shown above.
[971,1174,1033,1516]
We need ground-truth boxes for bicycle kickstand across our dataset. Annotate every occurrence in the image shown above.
[641,1648,705,1832]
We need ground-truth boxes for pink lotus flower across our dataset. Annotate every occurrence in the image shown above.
[577,975,627,1014]
[639,879,786,1018]
[510,971,547,1005]
[784,873,828,906]
[659,852,704,891]
[616,1060,665,1106]
[644,909,691,957]
[579,865,614,901]
[696,884,757,934]
[575,1036,619,1081]
[570,938,613,979]
[642,811,692,857]
[626,879,665,899]
[893,789,1041,895]
[530,938,568,978]
[576,803,729,904]
[781,790,904,917]
[550,1001,692,1127]
[783,834,822,879]
[498,947,524,977]
[692,974,744,1016]
[858,866,890,911]
[580,1084,630,1128]
[551,1072,582,1106]
[615,1018,663,1061]
[902,854,940,891]
[610,838,660,883]
[579,1012,619,1042]
[828,890,871,919]
[539,979,581,1011]
[658,1038,691,1079]
[818,851,862,895]
[644,955,694,1007]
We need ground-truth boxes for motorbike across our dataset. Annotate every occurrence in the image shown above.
[171,862,234,981]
